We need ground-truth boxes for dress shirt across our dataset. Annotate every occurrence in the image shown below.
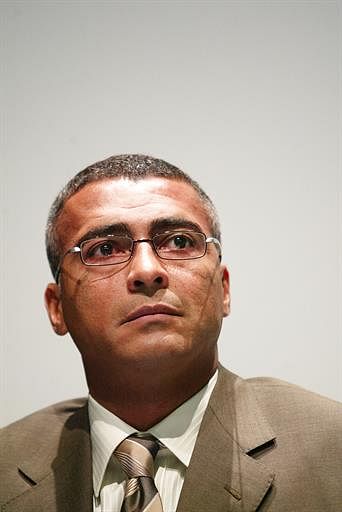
[89,370,218,512]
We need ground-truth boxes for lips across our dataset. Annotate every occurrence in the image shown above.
[124,304,182,323]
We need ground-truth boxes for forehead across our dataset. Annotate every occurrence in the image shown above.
[57,177,211,248]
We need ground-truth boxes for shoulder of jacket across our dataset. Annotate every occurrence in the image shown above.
[0,397,88,450]
[0,398,89,505]
[218,366,342,430]
[244,376,342,430]
[246,375,341,403]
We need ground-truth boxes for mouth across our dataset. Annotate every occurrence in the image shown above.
[124,304,182,324]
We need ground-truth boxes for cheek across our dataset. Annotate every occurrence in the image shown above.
[61,277,123,335]
[172,265,224,317]
[172,266,224,349]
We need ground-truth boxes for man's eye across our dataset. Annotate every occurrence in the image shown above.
[88,241,115,258]
[160,234,194,251]
[98,242,115,256]
[85,240,128,261]
[171,235,192,249]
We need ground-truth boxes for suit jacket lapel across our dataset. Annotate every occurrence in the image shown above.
[177,366,276,512]
[4,403,93,512]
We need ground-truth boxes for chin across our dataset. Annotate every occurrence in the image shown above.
[121,333,192,361]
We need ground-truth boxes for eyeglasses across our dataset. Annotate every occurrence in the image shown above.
[54,230,221,282]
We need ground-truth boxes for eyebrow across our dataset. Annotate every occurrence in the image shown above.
[76,223,129,246]
[76,217,204,246]
[149,217,204,235]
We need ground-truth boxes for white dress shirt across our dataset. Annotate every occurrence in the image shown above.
[89,370,218,512]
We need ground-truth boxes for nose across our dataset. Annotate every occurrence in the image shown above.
[127,240,169,295]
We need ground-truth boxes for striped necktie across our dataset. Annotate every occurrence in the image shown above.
[114,433,164,512]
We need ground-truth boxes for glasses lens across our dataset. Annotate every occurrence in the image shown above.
[81,236,133,265]
[154,231,206,260]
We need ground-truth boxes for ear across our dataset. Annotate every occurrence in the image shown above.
[221,266,230,317]
[44,283,68,336]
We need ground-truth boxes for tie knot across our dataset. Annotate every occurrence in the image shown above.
[114,433,160,479]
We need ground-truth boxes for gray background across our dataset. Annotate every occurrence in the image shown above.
[1,0,341,427]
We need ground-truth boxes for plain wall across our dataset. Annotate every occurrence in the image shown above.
[1,0,341,427]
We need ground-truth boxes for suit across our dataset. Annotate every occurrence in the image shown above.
[1,365,342,511]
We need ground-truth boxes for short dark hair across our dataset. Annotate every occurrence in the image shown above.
[46,154,221,279]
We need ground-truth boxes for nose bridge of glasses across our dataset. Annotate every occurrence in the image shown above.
[131,237,159,258]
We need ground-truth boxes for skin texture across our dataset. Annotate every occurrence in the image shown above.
[45,177,230,429]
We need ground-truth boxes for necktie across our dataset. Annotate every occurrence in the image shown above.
[114,433,164,512]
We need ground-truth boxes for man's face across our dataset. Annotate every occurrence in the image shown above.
[45,177,230,371]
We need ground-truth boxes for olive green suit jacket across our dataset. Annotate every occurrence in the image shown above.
[1,366,342,511]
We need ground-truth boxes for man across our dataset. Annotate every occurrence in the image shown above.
[1,154,341,512]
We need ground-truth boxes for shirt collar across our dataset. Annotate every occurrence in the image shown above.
[88,370,218,498]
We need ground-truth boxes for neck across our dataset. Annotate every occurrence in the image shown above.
[85,352,218,430]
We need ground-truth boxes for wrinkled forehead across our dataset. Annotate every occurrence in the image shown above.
[56,177,212,250]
